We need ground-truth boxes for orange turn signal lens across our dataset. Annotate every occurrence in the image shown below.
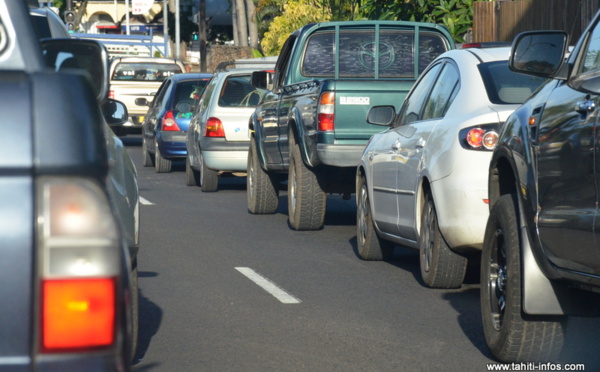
[42,278,116,351]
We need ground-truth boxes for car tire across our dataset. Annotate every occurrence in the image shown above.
[154,137,172,173]
[288,131,326,231]
[199,152,218,192]
[141,135,154,167]
[356,175,394,260]
[418,192,467,289]
[186,156,200,186]
[481,194,566,362]
[247,138,279,214]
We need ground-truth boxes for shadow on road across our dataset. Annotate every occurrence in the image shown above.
[133,272,163,370]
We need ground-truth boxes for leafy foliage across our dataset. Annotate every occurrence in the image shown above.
[357,0,493,43]
[260,0,332,56]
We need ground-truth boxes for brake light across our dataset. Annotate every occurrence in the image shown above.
[205,117,225,137]
[162,110,181,131]
[461,125,499,150]
[42,278,116,350]
[318,92,335,131]
[38,177,121,352]
[108,90,114,100]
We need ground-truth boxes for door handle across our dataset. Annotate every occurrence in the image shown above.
[416,137,426,149]
[392,140,401,151]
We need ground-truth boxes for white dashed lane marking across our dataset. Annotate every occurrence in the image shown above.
[235,267,301,304]
[139,197,154,205]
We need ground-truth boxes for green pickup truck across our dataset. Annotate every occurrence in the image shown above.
[247,20,455,230]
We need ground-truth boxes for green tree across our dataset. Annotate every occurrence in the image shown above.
[261,0,332,56]
[357,0,496,43]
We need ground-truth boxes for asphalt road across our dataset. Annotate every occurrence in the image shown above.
[121,135,600,372]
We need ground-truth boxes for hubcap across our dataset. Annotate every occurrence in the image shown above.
[248,158,255,200]
[357,184,369,246]
[289,161,297,216]
[489,228,507,331]
[421,202,434,273]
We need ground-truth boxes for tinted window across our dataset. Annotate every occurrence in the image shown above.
[302,30,449,78]
[479,61,545,104]
[422,63,459,120]
[175,80,208,106]
[218,75,264,107]
[112,62,182,81]
[397,62,443,125]
[31,14,51,39]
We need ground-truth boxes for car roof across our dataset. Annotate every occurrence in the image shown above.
[170,72,212,82]
[111,57,183,64]
[441,46,512,64]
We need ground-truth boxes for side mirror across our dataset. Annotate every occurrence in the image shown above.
[41,39,109,102]
[251,70,273,90]
[509,31,568,78]
[102,99,128,127]
[367,106,396,126]
[135,97,150,107]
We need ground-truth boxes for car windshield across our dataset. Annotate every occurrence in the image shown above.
[112,62,183,81]
[478,60,546,104]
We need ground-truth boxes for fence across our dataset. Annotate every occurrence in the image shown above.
[473,0,600,44]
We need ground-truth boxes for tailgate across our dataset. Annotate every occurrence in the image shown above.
[332,80,415,141]
[0,74,34,370]
[110,82,161,115]
[213,106,254,142]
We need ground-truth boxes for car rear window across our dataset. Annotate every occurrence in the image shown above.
[479,61,546,104]
[112,62,183,81]
[218,75,264,107]
[175,80,209,105]
[301,30,449,78]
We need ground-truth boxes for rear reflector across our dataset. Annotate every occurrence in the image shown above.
[42,277,116,350]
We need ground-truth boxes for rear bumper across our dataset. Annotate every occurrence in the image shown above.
[158,131,187,158]
[317,144,366,167]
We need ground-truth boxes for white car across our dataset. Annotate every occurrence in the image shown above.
[186,68,265,192]
[356,47,545,288]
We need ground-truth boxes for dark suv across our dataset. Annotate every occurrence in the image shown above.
[0,1,136,370]
[481,11,600,363]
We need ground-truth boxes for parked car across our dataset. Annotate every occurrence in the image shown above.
[0,0,137,369]
[186,69,265,192]
[481,14,600,363]
[108,56,185,135]
[357,47,545,289]
[139,72,212,173]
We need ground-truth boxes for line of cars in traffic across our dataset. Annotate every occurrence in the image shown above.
[36,3,600,367]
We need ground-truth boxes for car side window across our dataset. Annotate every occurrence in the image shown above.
[197,76,218,114]
[153,80,171,108]
[421,63,459,120]
[396,62,443,126]
[582,22,600,73]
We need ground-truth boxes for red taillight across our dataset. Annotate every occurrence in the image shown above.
[108,90,114,100]
[465,127,498,150]
[466,128,485,148]
[318,92,335,131]
[42,278,116,350]
[162,110,181,131]
[205,117,225,137]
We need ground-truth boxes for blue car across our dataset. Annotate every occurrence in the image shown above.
[140,73,212,172]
